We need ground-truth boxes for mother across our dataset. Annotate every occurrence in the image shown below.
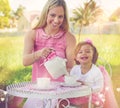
[23,0,76,82]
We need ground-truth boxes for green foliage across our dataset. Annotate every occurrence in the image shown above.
[0,0,11,28]
[109,7,120,21]
[14,5,25,19]
[70,0,103,42]
[0,36,31,89]
[0,0,11,16]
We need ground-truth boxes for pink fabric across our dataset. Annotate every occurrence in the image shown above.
[69,93,104,106]
[85,39,93,45]
[8,96,24,108]
[32,28,67,82]
[99,66,119,108]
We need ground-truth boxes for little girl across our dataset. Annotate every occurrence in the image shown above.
[69,40,104,108]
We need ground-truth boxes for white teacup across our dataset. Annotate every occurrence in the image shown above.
[64,75,77,85]
[37,77,50,88]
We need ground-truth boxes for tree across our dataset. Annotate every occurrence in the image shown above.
[70,0,103,42]
[0,0,11,28]
[109,7,120,21]
[9,5,26,28]
[14,5,25,20]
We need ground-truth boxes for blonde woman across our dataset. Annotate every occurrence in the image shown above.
[23,0,76,82]
[22,0,76,107]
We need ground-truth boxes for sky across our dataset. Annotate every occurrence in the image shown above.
[9,0,120,16]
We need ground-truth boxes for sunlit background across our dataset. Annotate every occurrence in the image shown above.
[9,0,120,16]
[0,0,120,108]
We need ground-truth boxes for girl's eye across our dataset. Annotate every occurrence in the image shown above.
[59,15,64,19]
[78,50,91,54]
[86,50,91,53]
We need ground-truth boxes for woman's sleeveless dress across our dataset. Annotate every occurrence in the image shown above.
[23,28,67,108]
[32,28,67,82]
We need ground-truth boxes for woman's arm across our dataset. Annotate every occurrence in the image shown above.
[23,29,53,66]
[66,32,76,72]
[23,29,37,66]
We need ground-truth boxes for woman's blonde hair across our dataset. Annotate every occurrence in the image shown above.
[32,0,69,31]
[75,41,98,64]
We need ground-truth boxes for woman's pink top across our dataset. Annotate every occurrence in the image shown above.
[32,28,67,82]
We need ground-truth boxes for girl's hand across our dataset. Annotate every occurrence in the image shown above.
[77,80,85,85]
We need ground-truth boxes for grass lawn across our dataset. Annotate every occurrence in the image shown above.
[0,34,120,107]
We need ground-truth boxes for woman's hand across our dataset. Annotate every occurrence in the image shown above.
[38,47,54,58]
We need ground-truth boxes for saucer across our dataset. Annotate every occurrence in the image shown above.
[60,82,82,87]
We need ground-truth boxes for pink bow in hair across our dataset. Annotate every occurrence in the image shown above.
[85,39,93,44]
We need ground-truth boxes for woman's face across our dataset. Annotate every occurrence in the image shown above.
[46,6,64,30]
[76,44,94,65]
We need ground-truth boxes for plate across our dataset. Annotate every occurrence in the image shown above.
[30,85,56,91]
[60,82,82,87]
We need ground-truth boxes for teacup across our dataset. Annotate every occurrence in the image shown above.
[64,75,77,85]
[37,77,50,88]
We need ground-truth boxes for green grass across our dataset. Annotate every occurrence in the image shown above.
[0,36,31,89]
[0,34,120,107]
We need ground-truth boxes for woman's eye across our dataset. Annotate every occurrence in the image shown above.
[50,14,55,17]
[79,51,82,54]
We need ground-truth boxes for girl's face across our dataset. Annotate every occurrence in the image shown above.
[76,44,94,65]
[46,6,64,30]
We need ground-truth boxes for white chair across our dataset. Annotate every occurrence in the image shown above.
[96,57,112,77]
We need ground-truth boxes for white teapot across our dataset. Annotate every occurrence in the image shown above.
[44,56,68,79]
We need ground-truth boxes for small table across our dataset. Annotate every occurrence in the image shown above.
[6,81,92,108]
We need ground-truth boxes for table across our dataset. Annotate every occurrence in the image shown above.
[6,81,92,108]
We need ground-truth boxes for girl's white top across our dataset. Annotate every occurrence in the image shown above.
[70,64,104,92]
